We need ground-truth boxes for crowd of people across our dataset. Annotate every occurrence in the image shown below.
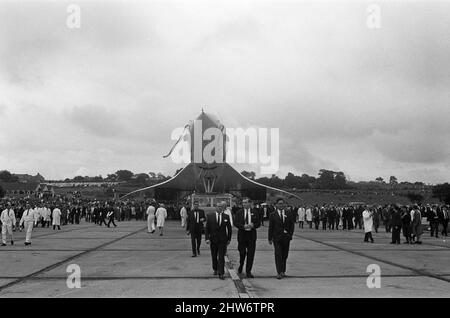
[252,203,448,244]
[1,195,448,247]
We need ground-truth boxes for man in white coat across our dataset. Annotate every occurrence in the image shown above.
[297,206,306,228]
[146,202,156,234]
[19,203,35,245]
[34,203,42,227]
[52,207,62,230]
[305,206,313,228]
[43,205,51,227]
[155,203,167,236]
[180,204,188,228]
[1,202,16,246]
[362,206,374,243]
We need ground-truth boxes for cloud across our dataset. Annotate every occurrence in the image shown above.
[65,105,123,138]
[372,130,450,164]
[0,1,449,183]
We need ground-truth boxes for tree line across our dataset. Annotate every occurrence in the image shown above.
[2,169,450,204]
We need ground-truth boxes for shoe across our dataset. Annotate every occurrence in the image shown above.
[417,241,422,244]
[160,233,163,236]
[11,241,13,246]
[276,274,282,279]
[191,254,197,257]
[281,272,286,277]
[390,242,395,244]
[246,273,254,279]
[213,271,218,275]
[1,243,6,246]
[197,249,200,255]
[219,275,225,280]
[238,265,243,274]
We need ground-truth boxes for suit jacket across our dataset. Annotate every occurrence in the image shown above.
[186,209,206,233]
[234,208,261,242]
[205,212,232,244]
[268,210,295,242]
[391,211,402,227]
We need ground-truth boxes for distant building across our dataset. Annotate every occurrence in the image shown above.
[0,181,39,197]
[0,181,54,199]
[14,173,45,183]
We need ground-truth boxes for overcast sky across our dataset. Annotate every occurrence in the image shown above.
[0,0,449,183]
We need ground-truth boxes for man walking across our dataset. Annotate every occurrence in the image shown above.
[362,206,374,243]
[305,206,312,228]
[156,203,168,236]
[297,206,305,229]
[146,202,156,233]
[107,204,117,228]
[234,198,260,278]
[180,204,188,228]
[428,205,439,238]
[98,203,108,226]
[1,203,16,246]
[438,206,449,237]
[268,198,295,279]
[52,206,62,230]
[205,202,232,280]
[186,201,205,257]
[390,206,402,244]
[411,205,423,244]
[19,203,35,245]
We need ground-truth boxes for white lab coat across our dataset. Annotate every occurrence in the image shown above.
[52,208,62,226]
[155,207,167,227]
[1,209,16,243]
[1,209,16,226]
[362,210,373,233]
[34,208,42,223]
[146,206,156,232]
[43,207,51,221]
[20,209,35,243]
[180,207,188,227]
[305,208,312,222]
[298,208,306,222]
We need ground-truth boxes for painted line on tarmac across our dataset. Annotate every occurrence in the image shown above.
[308,228,450,249]
[293,233,450,284]
[0,226,147,293]
[225,255,256,298]
[225,255,258,299]
[13,224,99,240]
[0,273,427,280]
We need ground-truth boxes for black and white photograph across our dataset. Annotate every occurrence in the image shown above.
[0,0,449,304]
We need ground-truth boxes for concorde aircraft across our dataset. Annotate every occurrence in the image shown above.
[120,110,301,211]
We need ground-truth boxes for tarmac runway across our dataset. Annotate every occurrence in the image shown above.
[0,220,449,297]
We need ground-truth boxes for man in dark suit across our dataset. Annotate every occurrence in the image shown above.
[186,201,206,257]
[234,197,261,278]
[205,202,232,280]
[268,198,295,279]
[438,206,449,237]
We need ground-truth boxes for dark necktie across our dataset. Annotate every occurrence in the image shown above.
[246,209,249,225]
